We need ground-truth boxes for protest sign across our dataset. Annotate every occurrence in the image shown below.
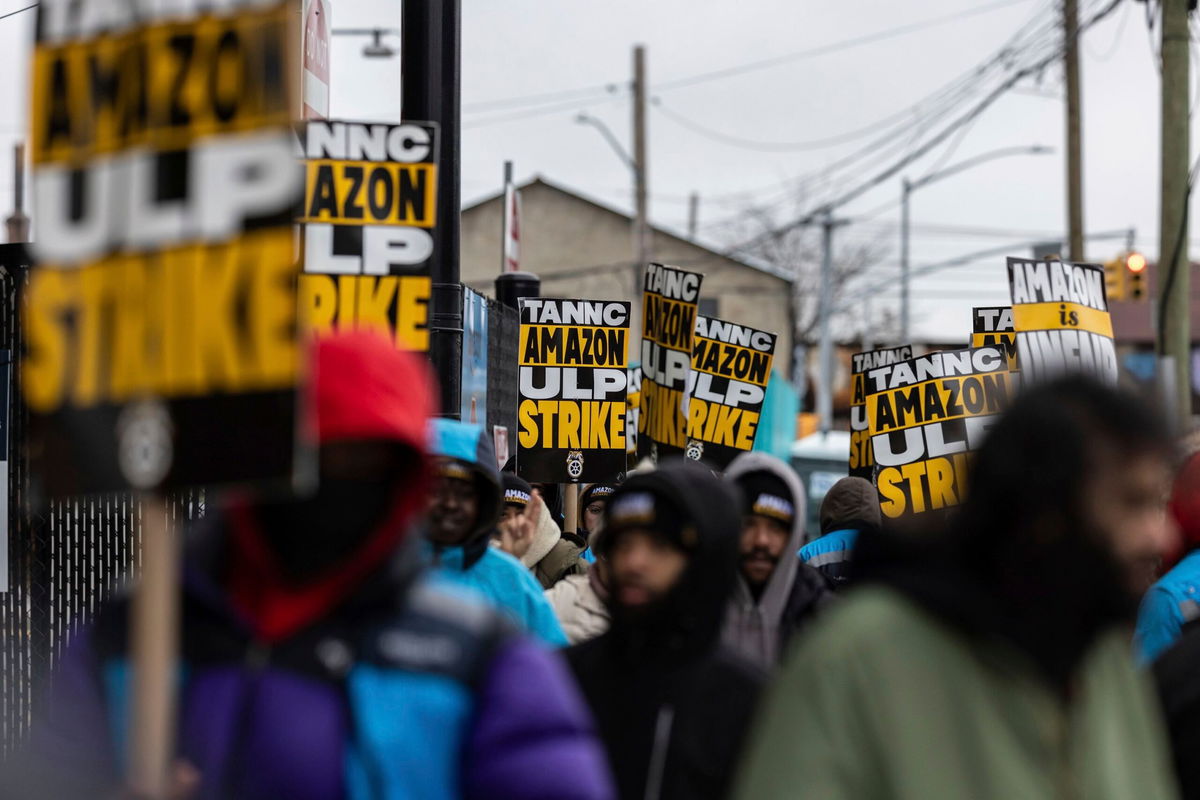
[626,363,642,456]
[1007,258,1117,384]
[300,119,439,351]
[685,316,776,468]
[639,263,702,459]
[26,0,304,496]
[971,306,1018,370]
[864,346,1017,519]
[518,299,630,482]
[849,346,913,480]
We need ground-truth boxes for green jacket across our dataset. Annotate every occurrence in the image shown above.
[734,587,1179,800]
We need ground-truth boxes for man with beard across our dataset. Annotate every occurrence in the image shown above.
[566,460,764,800]
[722,453,834,669]
[6,331,612,799]
[736,377,1179,800]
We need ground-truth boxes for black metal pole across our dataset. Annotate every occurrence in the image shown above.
[403,0,462,419]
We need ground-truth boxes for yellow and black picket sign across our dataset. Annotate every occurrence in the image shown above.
[26,0,304,496]
[865,346,1015,519]
[1006,258,1118,384]
[27,4,303,796]
[970,306,1018,370]
[848,346,912,480]
[300,119,440,352]
[638,263,702,459]
[518,299,630,483]
[684,316,776,468]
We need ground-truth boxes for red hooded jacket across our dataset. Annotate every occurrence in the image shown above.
[228,331,437,641]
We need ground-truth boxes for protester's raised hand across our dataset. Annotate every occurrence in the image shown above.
[497,490,543,560]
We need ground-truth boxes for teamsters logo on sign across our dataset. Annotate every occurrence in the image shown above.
[864,346,1017,519]
[518,299,630,483]
[684,316,776,469]
[25,0,303,496]
[300,120,439,351]
[848,346,912,481]
[639,263,702,459]
[1006,257,1117,385]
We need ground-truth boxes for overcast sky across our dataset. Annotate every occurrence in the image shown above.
[0,0,1185,341]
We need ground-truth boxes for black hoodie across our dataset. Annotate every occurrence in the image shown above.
[565,460,765,800]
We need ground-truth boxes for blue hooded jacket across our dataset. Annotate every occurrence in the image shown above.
[427,420,567,646]
[1136,550,1200,664]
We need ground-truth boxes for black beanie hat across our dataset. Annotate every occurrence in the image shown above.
[581,483,617,509]
[735,470,796,529]
[605,483,693,552]
[502,473,534,509]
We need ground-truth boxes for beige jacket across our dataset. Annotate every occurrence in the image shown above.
[545,570,610,645]
[520,497,588,589]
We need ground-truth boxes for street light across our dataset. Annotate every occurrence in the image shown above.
[332,28,401,58]
[899,145,1054,341]
[575,112,648,312]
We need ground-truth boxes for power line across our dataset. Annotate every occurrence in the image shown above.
[461,0,1030,114]
[651,96,954,153]
[0,3,36,22]
[463,93,625,129]
[464,83,619,114]
[728,0,1123,255]
[696,1,1064,214]
[653,0,1034,92]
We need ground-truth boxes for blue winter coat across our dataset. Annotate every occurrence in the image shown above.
[426,420,567,646]
[1136,550,1200,663]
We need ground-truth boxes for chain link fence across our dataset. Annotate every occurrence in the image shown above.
[0,248,514,756]
[0,247,202,757]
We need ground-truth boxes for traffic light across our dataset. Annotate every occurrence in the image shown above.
[1126,252,1148,301]
[1104,256,1126,301]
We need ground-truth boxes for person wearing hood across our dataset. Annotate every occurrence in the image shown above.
[1136,450,1200,663]
[722,452,833,669]
[566,459,765,800]
[576,483,618,564]
[735,377,1179,800]
[426,422,568,645]
[7,331,613,800]
[798,476,881,587]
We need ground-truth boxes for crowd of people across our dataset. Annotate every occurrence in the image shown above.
[8,330,1200,799]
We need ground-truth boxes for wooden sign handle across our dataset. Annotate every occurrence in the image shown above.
[129,497,180,799]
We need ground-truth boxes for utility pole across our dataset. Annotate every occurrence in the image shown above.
[402,0,463,418]
[5,143,28,243]
[1064,0,1085,261]
[687,191,699,240]
[817,212,847,434]
[631,44,649,348]
[1158,0,1191,426]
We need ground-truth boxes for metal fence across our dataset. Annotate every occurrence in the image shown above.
[0,250,511,756]
[0,246,203,757]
